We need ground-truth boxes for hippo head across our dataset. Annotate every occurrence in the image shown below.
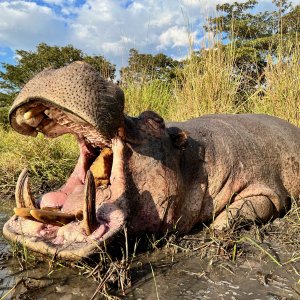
[3,62,188,260]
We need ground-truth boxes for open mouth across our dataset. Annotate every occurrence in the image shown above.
[3,101,127,260]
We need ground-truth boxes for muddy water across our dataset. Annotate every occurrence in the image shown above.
[1,199,299,300]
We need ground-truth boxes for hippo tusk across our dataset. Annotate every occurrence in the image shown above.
[82,170,96,235]
[30,209,76,226]
[15,168,36,209]
[23,171,36,209]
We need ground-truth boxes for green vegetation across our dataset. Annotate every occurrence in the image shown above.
[0,1,299,298]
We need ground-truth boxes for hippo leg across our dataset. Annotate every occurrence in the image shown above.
[212,196,279,230]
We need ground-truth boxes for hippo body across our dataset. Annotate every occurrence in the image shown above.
[3,62,300,260]
[163,114,300,232]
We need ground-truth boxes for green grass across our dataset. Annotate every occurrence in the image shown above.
[124,79,173,118]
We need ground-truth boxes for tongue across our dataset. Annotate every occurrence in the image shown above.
[39,138,96,209]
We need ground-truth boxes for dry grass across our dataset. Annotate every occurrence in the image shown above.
[250,44,300,127]
[171,47,242,121]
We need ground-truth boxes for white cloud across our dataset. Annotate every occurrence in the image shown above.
[0,0,290,74]
[0,1,68,50]
[158,26,195,49]
[43,0,76,5]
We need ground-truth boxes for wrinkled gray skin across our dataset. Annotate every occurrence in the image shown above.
[3,62,300,260]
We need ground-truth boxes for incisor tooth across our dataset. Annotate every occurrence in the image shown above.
[24,106,45,120]
[15,107,27,126]
[30,209,76,226]
[24,113,44,127]
[82,170,96,235]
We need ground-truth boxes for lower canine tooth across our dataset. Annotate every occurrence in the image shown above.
[15,168,36,209]
[83,170,96,235]
[30,209,76,226]
[40,206,61,211]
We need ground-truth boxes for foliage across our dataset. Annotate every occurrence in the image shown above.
[124,79,173,118]
[171,47,242,121]
[205,0,300,98]
[120,48,179,84]
[250,44,300,127]
[0,1,299,201]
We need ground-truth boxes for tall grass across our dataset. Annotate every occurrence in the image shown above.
[124,79,173,118]
[171,47,242,121]
[123,41,300,125]
[250,43,300,127]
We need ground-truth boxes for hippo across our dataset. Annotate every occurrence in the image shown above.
[3,62,300,260]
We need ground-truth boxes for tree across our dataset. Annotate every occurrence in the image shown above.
[205,0,299,98]
[0,43,116,105]
[120,48,179,84]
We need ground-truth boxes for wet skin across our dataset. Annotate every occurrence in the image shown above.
[3,62,300,260]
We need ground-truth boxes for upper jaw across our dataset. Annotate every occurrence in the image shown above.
[9,61,125,141]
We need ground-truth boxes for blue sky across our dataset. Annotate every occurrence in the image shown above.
[0,0,297,76]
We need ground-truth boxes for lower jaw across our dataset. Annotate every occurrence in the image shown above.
[3,208,116,260]
[5,148,119,260]
[3,218,104,260]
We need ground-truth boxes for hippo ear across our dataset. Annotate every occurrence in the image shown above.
[167,127,189,150]
[123,111,165,143]
[139,111,165,130]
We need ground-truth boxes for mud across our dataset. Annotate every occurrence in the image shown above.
[1,197,300,300]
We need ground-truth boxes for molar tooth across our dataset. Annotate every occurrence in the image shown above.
[30,209,76,226]
[37,119,56,131]
[44,109,51,117]
[82,170,96,235]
